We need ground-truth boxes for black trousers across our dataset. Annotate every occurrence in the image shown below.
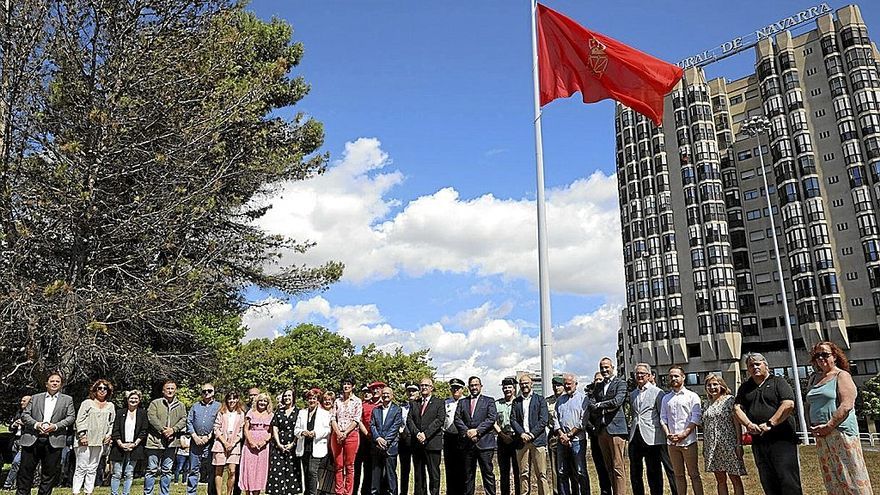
[398,442,412,495]
[753,440,802,495]
[354,433,373,495]
[588,434,611,495]
[628,429,663,495]
[443,433,465,495]
[411,448,440,495]
[463,447,496,495]
[17,440,62,495]
[497,440,520,495]
[300,453,321,495]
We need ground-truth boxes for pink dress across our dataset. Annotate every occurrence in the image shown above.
[239,410,273,492]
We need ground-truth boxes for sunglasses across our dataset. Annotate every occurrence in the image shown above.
[202,389,214,394]
[813,351,833,359]
[96,386,109,391]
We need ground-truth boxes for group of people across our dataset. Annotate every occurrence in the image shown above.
[1,339,874,495]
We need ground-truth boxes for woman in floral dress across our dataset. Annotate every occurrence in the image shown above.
[240,393,274,495]
[703,374,746,495]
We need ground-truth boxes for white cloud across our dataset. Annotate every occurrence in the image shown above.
[243,295,622,396]
[241,297,295,340]
[254,137,624,297]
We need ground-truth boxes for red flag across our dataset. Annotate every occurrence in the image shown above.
[537,3,683,126]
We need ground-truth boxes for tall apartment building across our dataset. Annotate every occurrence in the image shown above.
[615,4,880,391]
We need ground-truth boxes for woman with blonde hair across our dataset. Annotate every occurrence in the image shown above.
[239,392,274,495]
[212,392,246,495]
[73,379,116,495]
[806,341,873,494]
[702,374,746,495]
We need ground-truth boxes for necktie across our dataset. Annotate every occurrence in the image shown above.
[470,397,477,416]
[420,398,428,415]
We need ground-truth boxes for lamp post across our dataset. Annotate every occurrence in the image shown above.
[741,115,810,444]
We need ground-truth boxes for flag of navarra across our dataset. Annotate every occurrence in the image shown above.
[537,3,683,126]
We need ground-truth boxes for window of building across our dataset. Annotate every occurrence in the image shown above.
[832,198,844,207]
[815,109,826,117]
[818,130,831,139]
[749,230,765,241]
[827,175,839,184]
[852,297,864,307]
[752,251,769,262]
[746,209,762,220]
[842,246,853,255]
[758,295,775,306]
[761,317,778,329]
[755,273,772,284]
[846,272,859,281]
[804,47,813,56]
[744,189,759,200]
[806,67,818,76]
[823,153,835,161]
[810,88,822,97]
[837,222,849,231]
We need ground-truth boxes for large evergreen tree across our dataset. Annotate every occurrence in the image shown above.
[0,0,342,408]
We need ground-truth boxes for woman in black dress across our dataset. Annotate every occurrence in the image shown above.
[266,390,302,495]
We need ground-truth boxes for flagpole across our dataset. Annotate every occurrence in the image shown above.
[530,0,554,395]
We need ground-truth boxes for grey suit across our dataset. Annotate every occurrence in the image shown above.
[628,385,667,495]
[17,391,75,495]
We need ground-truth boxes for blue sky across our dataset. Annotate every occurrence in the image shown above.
[241,1,880,390]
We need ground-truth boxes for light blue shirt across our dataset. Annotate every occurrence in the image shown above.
[553,391,587,441]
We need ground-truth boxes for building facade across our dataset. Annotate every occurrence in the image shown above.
[616,4,880,391]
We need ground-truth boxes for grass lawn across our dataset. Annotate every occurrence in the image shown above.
[1,445,878,494]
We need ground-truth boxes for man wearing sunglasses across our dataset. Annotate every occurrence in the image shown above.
[187,384,220,495]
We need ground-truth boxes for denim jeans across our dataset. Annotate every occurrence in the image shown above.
[556,439,590,495]
[144,448,176,495]
[187,443,215,495]
[3,449,21,488]
[110,459,136,495]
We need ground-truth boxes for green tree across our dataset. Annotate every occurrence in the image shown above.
[0,0,341,412]
[857,374,880,419]
[217,324,438,404]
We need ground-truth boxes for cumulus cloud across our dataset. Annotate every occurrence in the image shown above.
[254,137,624,297]
[243,295,622,396]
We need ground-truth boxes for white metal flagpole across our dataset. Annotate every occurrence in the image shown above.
[530,0,554,396]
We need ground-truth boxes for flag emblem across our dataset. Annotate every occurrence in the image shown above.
[588,38,608,77]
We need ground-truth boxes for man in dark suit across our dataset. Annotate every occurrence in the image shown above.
[588,358,628,495]
[406,377,445,495]
[511,374,550,495]
[370,387,403,495]
[17,372,76,495]
[454,376,497,495]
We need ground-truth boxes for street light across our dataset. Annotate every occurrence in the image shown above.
[740,115,810,444]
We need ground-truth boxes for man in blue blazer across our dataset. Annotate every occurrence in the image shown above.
[511,374,550,495]
[588,358,629,495]
[454,376,498,495]
[370,387,403,495]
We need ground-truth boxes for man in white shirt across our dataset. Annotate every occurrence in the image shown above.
[443,378,466,495]
[659,366,703,495]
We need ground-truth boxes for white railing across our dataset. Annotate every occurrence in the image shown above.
[695,431,880,446]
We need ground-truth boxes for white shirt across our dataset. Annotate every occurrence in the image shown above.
[381,406,389,425]
[521,394,532,432]
[660,386,702,446]
[444,398,459,432]
[603,380,611,397]
[43,393,58,425]
[124,410,137,442]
